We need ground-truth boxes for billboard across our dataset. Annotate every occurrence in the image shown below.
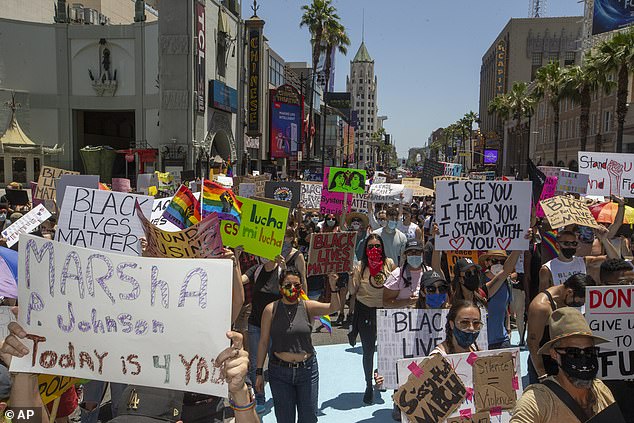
[484,149,498,164]
[324,92,351,121]
[495,40,506,96]
[246,19,264,137]
[593,0,634,35]
[209,80,238,113]
[195,3,206,114]
[270,85,303,159]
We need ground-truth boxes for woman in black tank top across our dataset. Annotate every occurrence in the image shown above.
[255,267,341,423]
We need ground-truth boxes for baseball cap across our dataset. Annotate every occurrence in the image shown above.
[421,270,448,287]
[109,386,184,422]
[404,239,424,252]
[454,257,481,275]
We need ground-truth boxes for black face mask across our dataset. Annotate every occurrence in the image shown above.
[558,350,599,381]
[560,248,576,259]
[463,273,481,291]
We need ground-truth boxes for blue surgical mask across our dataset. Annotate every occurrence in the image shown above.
[406,255,423,268]
[387,220,398,230]
[452,326,480,349]
[425,293,447,309]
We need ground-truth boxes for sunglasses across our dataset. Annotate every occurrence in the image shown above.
[425,285,449,294]
[455,319,483,331]
[351,219,362,223]
[326,218,336,221]
[367,244,382,249]
[282,283,302,290]
[488,259,504,265]
[560,241,579,247]
[463,270,477,278]
[554,347,599,359]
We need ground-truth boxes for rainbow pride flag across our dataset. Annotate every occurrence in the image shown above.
[300,291,332,334]
[542,230,560,257]
[162,185,201,229]
[201,179,242,223]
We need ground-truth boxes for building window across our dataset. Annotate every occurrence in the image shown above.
[531,52,542,79]
[359,79,363,83]
[269,56,285,87]
[564,51,576,66]
[356,101,360,106]
[547,53,559,64]
[12,157,27,183]
[604,110,612,132]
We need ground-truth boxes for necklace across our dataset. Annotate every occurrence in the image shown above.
[281,301,298,330]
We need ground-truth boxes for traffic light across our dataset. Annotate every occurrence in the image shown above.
[452,147,457,156]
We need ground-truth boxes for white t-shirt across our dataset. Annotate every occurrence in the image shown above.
[544,256,586,286]
[383,265,431,300]
[398,222,419,240]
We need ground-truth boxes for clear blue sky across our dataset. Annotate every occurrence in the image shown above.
[245,0,584,157]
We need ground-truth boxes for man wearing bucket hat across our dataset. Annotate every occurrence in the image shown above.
[511,308,621,423]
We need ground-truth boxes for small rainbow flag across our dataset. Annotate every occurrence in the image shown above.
[201,179,242,223]
[300,291,332,334]
[162,185,201,229]
[542,230,560,257]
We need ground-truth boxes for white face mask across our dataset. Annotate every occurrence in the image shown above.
[311,217,320,224]
[0,214,5,222]
[490,264,504,275]
[351,222,361,231]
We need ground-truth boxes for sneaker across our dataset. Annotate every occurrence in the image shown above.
[392,404,402,421]
[363,385,373,405]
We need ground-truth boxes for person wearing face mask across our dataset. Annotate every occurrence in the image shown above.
[539,228,617,292]
[346,212,370,262]
[415,270,451,309]
[382,240,432,308]
[372,207,407,265]
[429,300,483,356]
[527,273,596,386]
[511,308,619,423]
[397,206,423,241]
[451,258,488,308]
[255,267,340,423]
[282,228,307,293]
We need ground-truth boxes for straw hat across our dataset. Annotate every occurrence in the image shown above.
[537,308,610,356]
[345,212,369,228]
[478,250,507,266]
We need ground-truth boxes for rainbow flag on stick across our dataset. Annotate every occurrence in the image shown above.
[162,185,201,229]
[202,179,242,223]
[300,291,332,334]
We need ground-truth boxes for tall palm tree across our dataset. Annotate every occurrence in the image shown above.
[488,94,511,171]
[563,54,614,152]
[534,60,568,165]
[593,28,634,153]
[300,0,339,160]
[320,20,350,167]
[505,82,536,176]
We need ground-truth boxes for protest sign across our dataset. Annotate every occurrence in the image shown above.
[535,175,558,218]
[402,178,433,197]
[5,190,29,206]
[239,183,256,199]
[156,171,176,195]
[472,352,517,412]
[578,151,634,197]
[320,167,352,215]
[137,173,158,195]
[368,183,405,203]
[38,374,78,405]
[30,182,43,208]
[180,170,195,182]
[300,182,322,210]
[55,174,100,210]
[394,354,466,423]
[112,178,132,193]
[213,175,234,188]
[264,181,301,208]
[13,235,233,397]
[138,205,223,258]
[435,180,531,251]
[150,193,201,232]
[540,195,601,229]
[373,175,387,184]
[34,166,80,201]
[397,348,521,423]
[56,187,153,256]
[556,169,589,195]
[446,412,490,423]
[233,175,270,197]
[221,196,288,260]
[1,204,52,248]
[326,167,367,194]
[446,250,480,278]
[469,171,496,181]
[538,166,562,178]
[585,285,634,380]
[444,162,463,176]
[307,232,357,276]
[351,193,369,213]
[434,175,467,189]
[377,308,488,389]
[421,159,445,188]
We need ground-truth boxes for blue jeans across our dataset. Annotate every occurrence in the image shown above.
[80,381,126,422]
[269,355,319,423]
[248,323,267,405]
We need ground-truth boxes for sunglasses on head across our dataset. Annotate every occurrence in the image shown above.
[282,282,302,290]
[367,244,382,249]
[425,285,448,294]
[554,346,599,359]
[560,241,578,247]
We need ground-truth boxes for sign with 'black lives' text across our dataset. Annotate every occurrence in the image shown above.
[435,180,531,251]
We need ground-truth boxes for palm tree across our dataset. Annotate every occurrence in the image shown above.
[563,54,614,152]
[505,82,536,176]
[593,29,634,153]
[534,60,569,165]
[300,0,339,160]
[488,94,510,171]
[320,20,350,168]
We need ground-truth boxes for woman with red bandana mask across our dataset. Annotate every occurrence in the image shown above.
[255,267,340,423]
[348,234,396,405]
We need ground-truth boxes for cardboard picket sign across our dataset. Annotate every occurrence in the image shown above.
[433,175,467,189]
[446,250,480,278]
[13,235,233,397]
[55,174,100,210]
[396,348,522,423]
[351,193,369,213]
[435,180,531,251]
[137,203,224,259]
[239,183,256,199]
[264,181,301,208]
[56,187,153,256]
[373,175,387,184]
[137,173,158,195]
[1,204,52,248]
[326,167,367,194]
[220,196,289,260]
[578,151,634,197]
[306,232,357,276]
[539,195,601,229]
[377,308,488,389]
[320,167,353,215]
[556,169,589,195]
[368,183,405,203]
[34,166,80,201]
[420,159,445,188]
[300,182,322,210]
[233,175,270,197]
[402,178,434,197]
[38,374,78,405]
[535,176,558,218]
[585,285,634,380]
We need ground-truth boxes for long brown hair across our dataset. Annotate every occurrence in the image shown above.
[360,234,387,275]
[444,299,481,354]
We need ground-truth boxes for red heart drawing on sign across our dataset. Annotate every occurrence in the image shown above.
[449,237,465,251]
[497,238,511,250]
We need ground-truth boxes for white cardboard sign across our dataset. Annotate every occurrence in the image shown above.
[556,169,589,195]
[435,180,531,251]
[150,193,201,232]
[368,183,405,203]
[56,187,153,256]
[1,204,52,247]
[377,308,488,389]
[585,285,634,380]
[578,151,634,197]
[13,235,232,397]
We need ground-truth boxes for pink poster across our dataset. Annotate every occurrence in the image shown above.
[319,167,352,215]
[536,176,558,218]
